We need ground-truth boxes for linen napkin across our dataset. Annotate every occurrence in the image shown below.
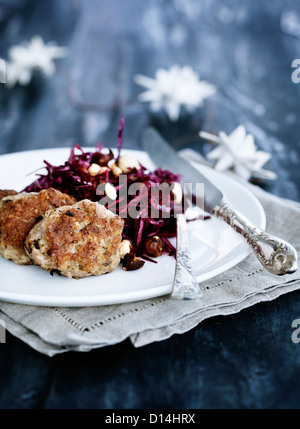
[0,152,299,356]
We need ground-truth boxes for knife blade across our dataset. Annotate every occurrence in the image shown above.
[141,127,298,276]
[142,127,222,213]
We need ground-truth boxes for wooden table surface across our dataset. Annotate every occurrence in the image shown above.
[0,0,299,409]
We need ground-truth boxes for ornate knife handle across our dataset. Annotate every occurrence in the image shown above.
[213,200,298,276]
[171,214,203,299]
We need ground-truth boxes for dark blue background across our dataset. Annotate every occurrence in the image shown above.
[0,0,300,409]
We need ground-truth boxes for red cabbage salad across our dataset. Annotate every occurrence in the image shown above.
[23,118,192,264]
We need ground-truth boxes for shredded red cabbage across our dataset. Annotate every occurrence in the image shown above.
[117,115,125,161]
[23,118,184,261]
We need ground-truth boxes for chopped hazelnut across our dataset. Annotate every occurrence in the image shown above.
[91,149,114,166]
[108,160,123,177]
[144,236,164,257]
[104,183,117,200]
[88,163,102,176]
[122,254,145,271]
[88,164,110,177]
[117,155,141,174]
[100,166,110,174]
[170,182,183,204]
[119,239,132,259]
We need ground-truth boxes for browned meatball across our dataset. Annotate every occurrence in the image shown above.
[0,189,18,200]
[0,188,77,265]
[25,200,124,279]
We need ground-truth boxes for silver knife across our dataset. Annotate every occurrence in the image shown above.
[142,127,298,276]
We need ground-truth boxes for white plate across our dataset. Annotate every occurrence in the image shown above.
[0,148,266,307]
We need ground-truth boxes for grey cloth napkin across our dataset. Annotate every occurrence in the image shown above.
[0,153,299,356]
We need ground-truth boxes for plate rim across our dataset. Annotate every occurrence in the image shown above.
[0,147,266,306]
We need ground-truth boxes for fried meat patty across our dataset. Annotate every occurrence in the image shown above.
[0,188,76,265]
[25,200,124,279]
[0,189,18,200]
